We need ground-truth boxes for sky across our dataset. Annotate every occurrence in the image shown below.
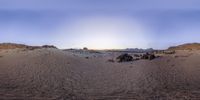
[1,0,200,49]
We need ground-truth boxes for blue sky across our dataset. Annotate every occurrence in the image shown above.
[1,0,200,49]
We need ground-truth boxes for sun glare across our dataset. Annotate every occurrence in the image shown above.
[57,15,149,49]
[81,34,120,50]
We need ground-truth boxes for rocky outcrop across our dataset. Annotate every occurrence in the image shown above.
[42,45,57,49]
[141,53,156,60]
[83,47,88,50]
[116,53,156,62]
[116,53,133,62]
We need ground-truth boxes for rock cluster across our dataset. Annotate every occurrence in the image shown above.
[42,45,57,49]
[116,53,156,62]
[83,47,88,50]
[141,53,156,60]
[168,43,200,50]
[116,53,133,62]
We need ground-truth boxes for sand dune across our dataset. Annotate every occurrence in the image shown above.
[0,46,200,99]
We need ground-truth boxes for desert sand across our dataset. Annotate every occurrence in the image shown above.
[0,44,200,100]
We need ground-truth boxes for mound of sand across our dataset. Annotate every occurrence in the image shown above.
[168,43,200,50]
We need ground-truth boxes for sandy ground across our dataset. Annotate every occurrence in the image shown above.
[0,48,200,100]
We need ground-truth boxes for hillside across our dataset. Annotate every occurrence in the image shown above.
[0,43,57,50]
[0,43,28,49]
[168,43,200,50]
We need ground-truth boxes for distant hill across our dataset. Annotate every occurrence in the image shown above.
[125,48,154,53]
[0,43,28,49]
[0,43,57,49]
[168,43,200,50]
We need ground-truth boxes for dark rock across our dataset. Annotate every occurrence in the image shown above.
[42,45,57,49]
[149,54,156,60]
[141,53,156,60]
[134,54,140,57]
[116,53,133,62]
[26,46,41,50]
[83,47,88,50]
[141,53,149,59]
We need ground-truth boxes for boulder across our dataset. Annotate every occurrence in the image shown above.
[141,53,156,60]
[134,54,140,57]
[116,53,133,62]
[149,54,156,60]
[83,47,88,50]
